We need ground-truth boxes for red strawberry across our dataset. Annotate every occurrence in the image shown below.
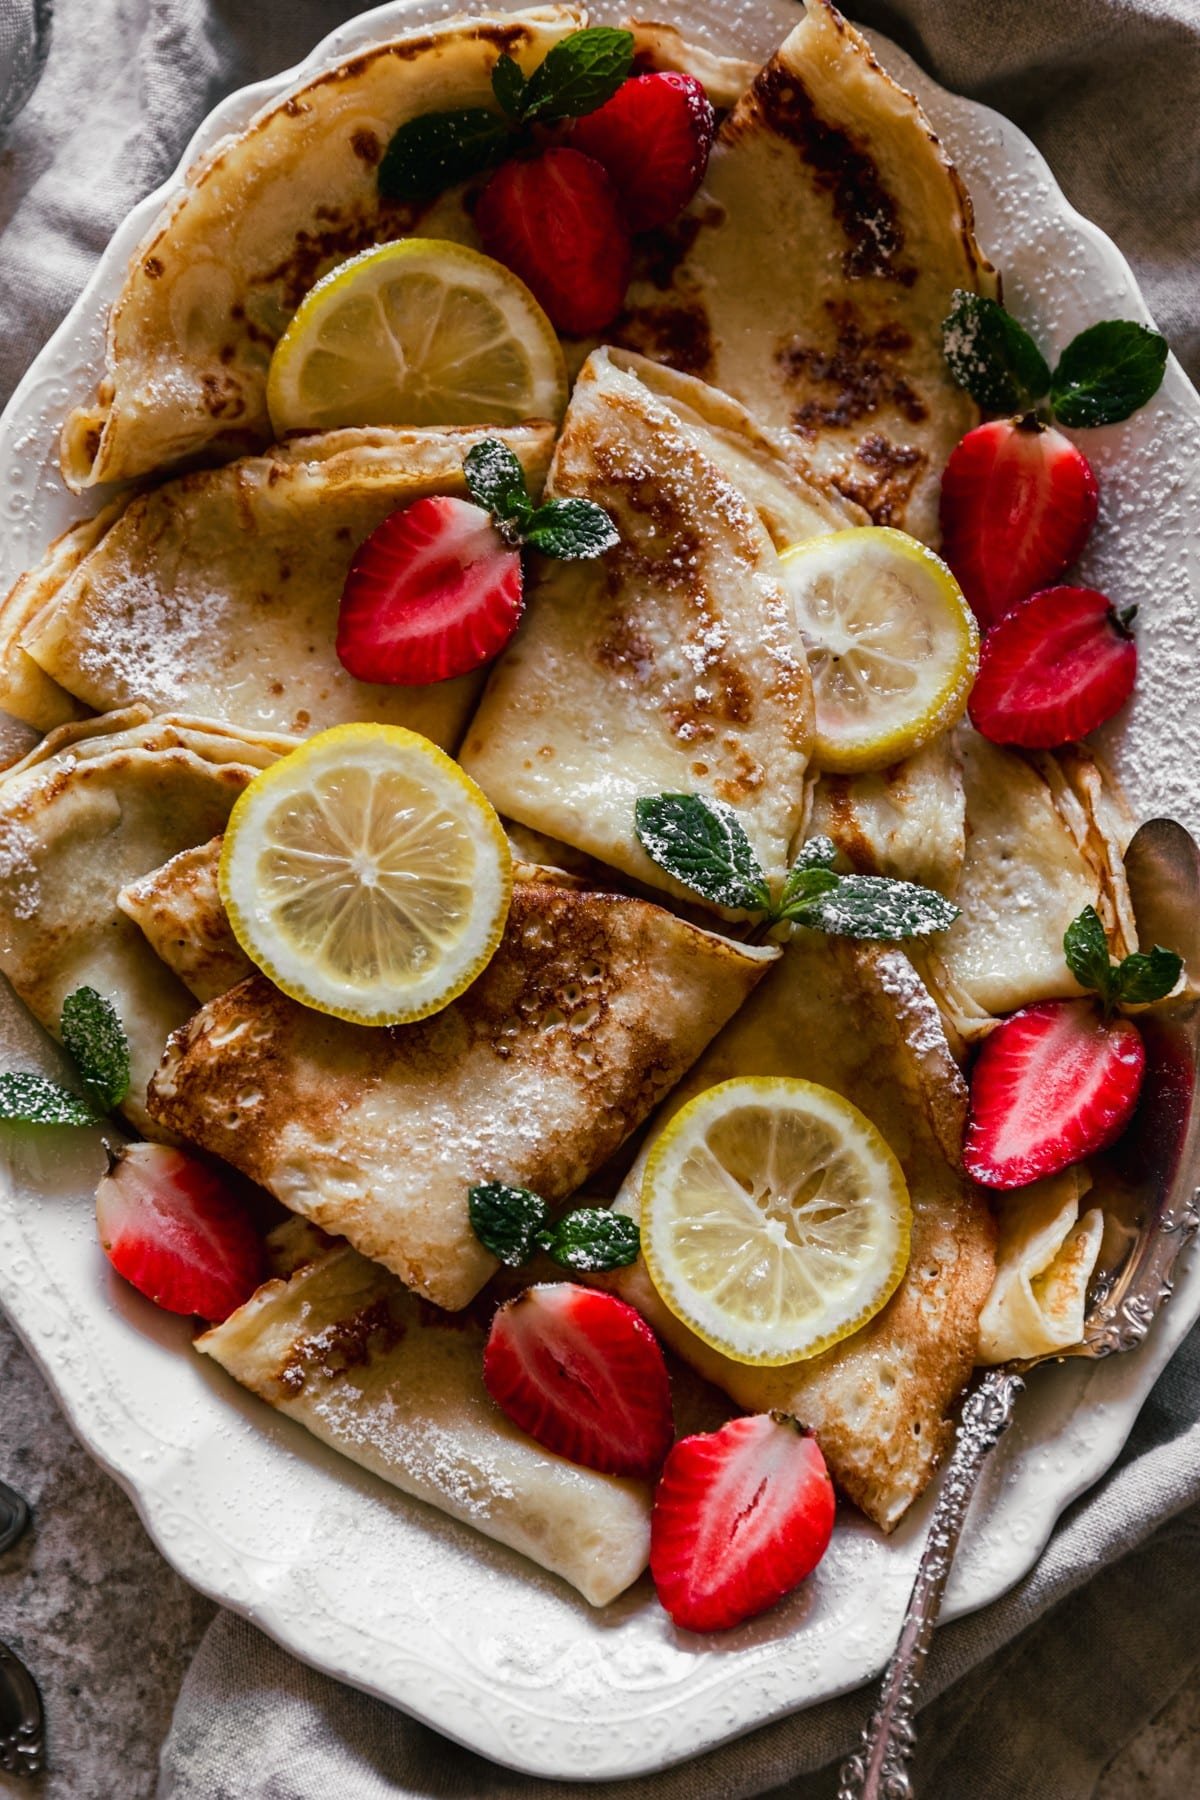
[650,1413,835,1633]
[968,585,1137,748]
[96,1143,263,1322]
[963,999,1145,1189]
[482,1282,673,1477]
[572,72,715,234]
[475,147,633,335]
[337,495,522,686]
[939,418,1099,628]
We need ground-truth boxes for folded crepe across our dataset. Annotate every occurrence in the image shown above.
[807,734,965,894]
[199,1221,652,1606]
[617,0,999,542]
[0,501,127,733]
[119,839,255,1003]
[59,6,582,487]
[14,425,554,744]
[147,877,778,1309]
[460,347,855,908]
[919,731,1137,1038]
[0,708,294,1134]
[602,931,995,1530]
[977,1169,1104,1365]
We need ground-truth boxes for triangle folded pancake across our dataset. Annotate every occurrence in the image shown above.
[977,1168,1104,1365]
[147,878,778,1310]
[602,931,995,1531]
[460,347,854,908]
[617,0,998,542]
[0,501,127,733]
[199,1221,653,1607]
[918,731,1137,1037]
[119,838,255,1004]
[16,424,554,744]
[807,734,965,894]
[59,7,583,488]
[0,708,294,1134]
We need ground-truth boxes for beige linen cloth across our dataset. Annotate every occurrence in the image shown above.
[0,1,1198,1796]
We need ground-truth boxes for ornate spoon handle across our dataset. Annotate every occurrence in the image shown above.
[836,1367,1025,1800]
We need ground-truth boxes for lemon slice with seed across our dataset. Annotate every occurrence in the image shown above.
[219,723,512,1027]
[780,527,978,773]
[266,239,568,435]
[641,1077,911,1366]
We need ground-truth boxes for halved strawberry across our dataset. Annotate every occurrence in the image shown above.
[968,585,1137,748]
[963,999,1145,1189]
[650,1413,835,1633]
[572,72,715,234]
[475,147,633,336]
[482,1282,673,1477]
[939,418,1099,628]
[337,495,522,686]
[96,1143,263,1322]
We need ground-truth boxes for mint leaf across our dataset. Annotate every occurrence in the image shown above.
[795,874,959,940]
[523,498,619,560]
[776,865,839,918]
[516,27,634,123]
[1116,946,1182,1006]
[0,1073,96,1128]
[61,987,129,1112]
[1063,905,1117,1005]
[792,835,839,872]
[942,291,1051,414]
[464,438,531,528]
[1050,321,1168,428]
[538,1208,641,1272]
[469,1181,549,1266]
[635,794,771,911]
[378,109,514,203]
[491,52,527,120]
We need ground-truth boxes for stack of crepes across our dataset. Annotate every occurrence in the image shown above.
[0,0,1135,1606]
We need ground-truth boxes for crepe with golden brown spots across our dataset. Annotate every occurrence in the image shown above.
[460,347,857,909]
[147,878,778,1310]
[807,734,966,894]
[199,1220,654,1606]
[601,931,994,1531]
[617,0,999,543]
[59,7,583,488]
[18,424,554,745]
[118,838,255,1004]
[0,708,294,1136]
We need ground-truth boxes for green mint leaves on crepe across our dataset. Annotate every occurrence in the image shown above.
[634,798,959,940]
[1049,322,1170,429]
[1064,905,1182,1014]
[0,987,131,1128]
[469,1182,641,1272]
[464,438,618,560]
[379,29,634,203]
[942,291,1167,428]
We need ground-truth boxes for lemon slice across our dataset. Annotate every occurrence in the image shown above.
[266,239,568,435]
[640,1077,911,1366]
[219,723,512,1026]
[780,527,978,773]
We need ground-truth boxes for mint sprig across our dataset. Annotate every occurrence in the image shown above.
[634,797,959,940]
[464,438,617,560]
[379,29,633,204]
[468,1182,640,1272]
[942,290,1167,428]
[1063,905,1182,1014]
[0,987,131,1128]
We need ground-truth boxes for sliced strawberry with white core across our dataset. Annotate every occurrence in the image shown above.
[337,495,522,687]
[96,1143,264,1322]
[939,418,1099,629]
[650,1413,835,1633]
[482,1282,673,1478]
[963,999,1145,1189]
[969,584,1137,748]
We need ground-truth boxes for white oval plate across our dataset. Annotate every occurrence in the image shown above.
[2,0,1198,1780]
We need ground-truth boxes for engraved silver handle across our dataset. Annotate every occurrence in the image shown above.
[836,1367,1025,1800]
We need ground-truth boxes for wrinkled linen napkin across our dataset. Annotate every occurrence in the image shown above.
[0,1,1198,1796]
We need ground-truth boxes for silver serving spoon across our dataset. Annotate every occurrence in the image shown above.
[0,1478,44,1778]
[838,817,1200,1800]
